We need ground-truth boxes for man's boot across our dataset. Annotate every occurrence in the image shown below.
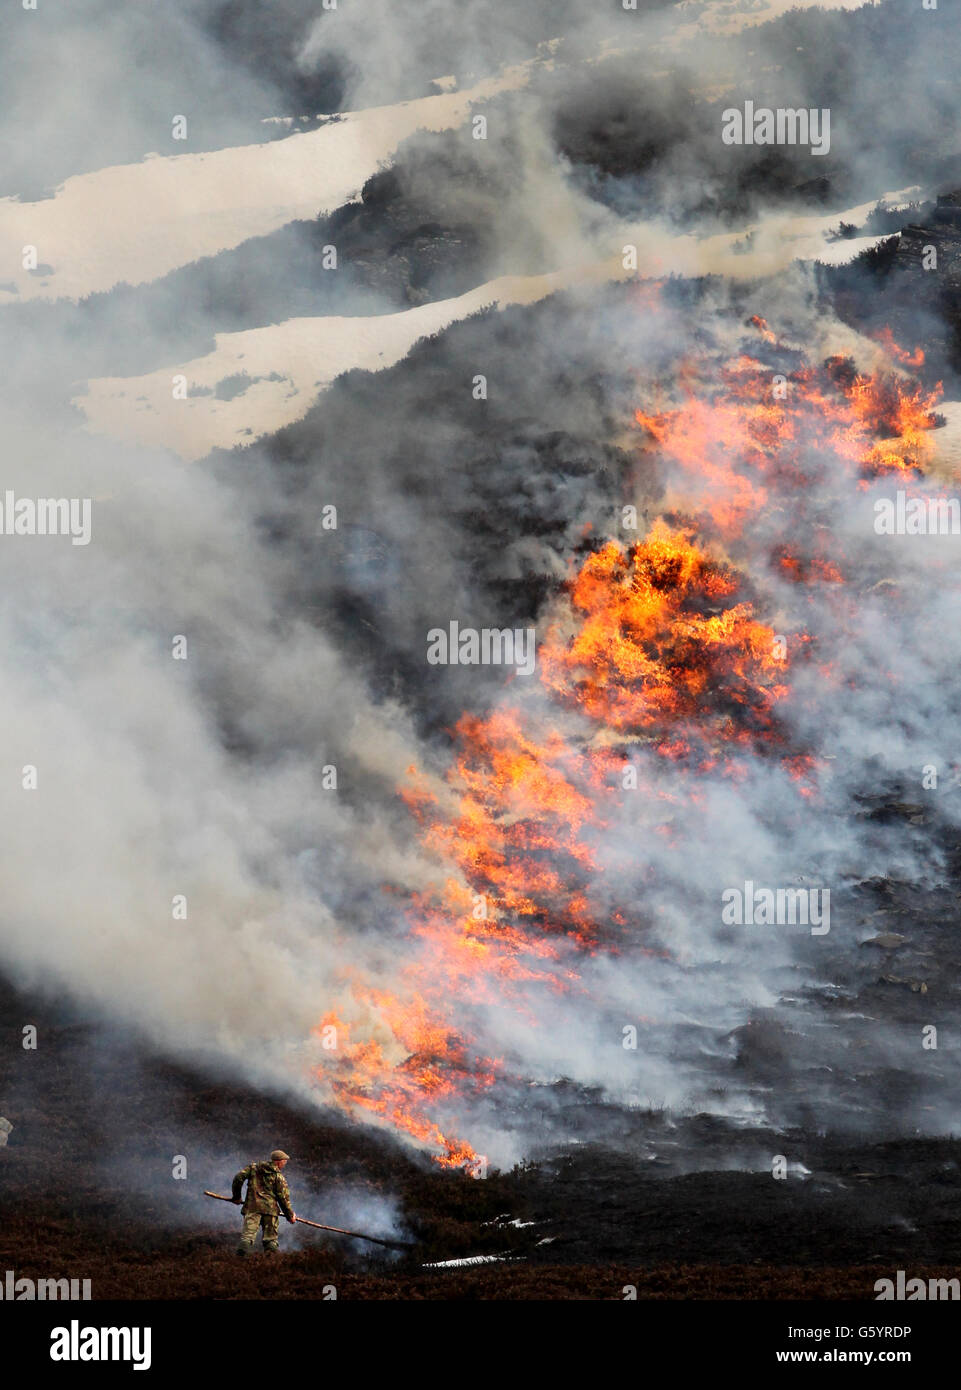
[263,1241,280,1256]
[236,1240,256,1257]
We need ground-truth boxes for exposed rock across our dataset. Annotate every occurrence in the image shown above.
[878,975,928,993]
[894,222,961,293]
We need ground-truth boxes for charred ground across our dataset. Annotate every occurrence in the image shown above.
[3,970,961,1300]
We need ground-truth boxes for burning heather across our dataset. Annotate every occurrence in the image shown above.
[309,318,958,1164]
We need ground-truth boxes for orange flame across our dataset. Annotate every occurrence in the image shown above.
[311,323,943,1163]
[540,522,787,749]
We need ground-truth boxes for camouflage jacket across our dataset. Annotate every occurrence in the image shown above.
[232,1160,293,1219]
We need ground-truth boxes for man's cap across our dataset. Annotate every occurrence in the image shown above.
[270,1149,290,1163]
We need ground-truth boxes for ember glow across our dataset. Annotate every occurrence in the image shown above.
[313,325,946,1163]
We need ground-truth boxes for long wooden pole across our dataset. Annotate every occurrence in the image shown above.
[203,1190,411,1249]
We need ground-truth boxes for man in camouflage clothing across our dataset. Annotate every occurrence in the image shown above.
[232,1149,297,1255]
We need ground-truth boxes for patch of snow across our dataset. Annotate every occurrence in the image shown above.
[423,1254,515,1268]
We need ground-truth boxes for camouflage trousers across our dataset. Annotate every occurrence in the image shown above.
[237,1211,281,1255]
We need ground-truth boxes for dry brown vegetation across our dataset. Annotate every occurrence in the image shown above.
[4,973,961,1301]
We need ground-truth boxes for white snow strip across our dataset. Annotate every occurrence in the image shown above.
[74,261,622,460]
[423,1254,513,1268]
[0,4,889,310]
[0,62,536,305]
[76,192,902,461]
